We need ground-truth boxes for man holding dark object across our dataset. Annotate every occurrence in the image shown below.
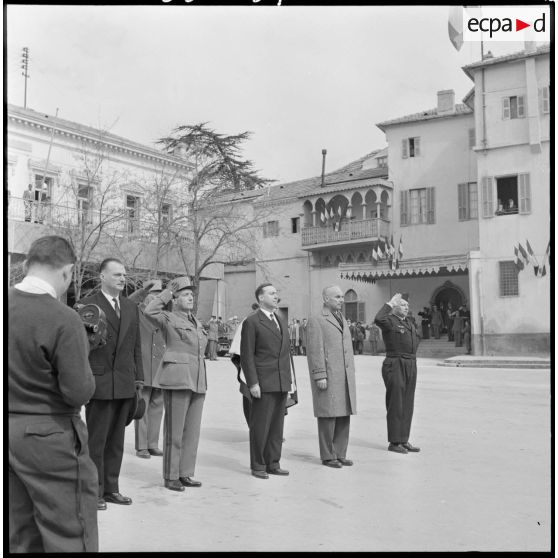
[79,258,144,509]
[8,235,98,552]
[240,283,292,479]
[374,292,420,455]
[129,279,166,459]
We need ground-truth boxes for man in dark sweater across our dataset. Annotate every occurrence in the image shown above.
[8,235,98,552]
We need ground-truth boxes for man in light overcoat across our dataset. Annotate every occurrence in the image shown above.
[306,285,357,468]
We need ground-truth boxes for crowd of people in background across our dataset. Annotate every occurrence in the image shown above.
[417,302,471,353]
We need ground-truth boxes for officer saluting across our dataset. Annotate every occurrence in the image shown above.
[374,292,421,455]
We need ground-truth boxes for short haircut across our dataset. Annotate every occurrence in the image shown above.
[26,235,76,270]
[99,258,124,273]
[255,282,273,302]
[251,302,260,311]
[322,285,340,299]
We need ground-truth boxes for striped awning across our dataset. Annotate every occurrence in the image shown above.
[339,254,469,283]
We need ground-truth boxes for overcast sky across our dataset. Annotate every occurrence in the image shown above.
[7,5,528,184]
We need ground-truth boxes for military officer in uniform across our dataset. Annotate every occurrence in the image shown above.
[129,279,166,458]
[144,277,208,492]
[374,292,421,454]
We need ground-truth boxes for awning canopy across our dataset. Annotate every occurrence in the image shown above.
[339,254,468,283]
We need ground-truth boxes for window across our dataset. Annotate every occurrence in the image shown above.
[161,203,172,228]
[499,261,519,297]
[402,137,421,158]
[400,187,435,225]
[291,217,300,234]
[539,86,549,114]
[126,194,141,233]
[502,95,525,120]
[468,128,475,149]
[343,289,365,323]
[483,173,530,217]
[77,184,93,225]
[458,182,478,220]
[263,220,279,237]
[377,156,387,168]
[34,175,53,200]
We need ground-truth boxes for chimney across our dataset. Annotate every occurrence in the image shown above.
[321,149,327,188]
[437,89,455,115]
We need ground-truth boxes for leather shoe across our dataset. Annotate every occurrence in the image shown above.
[266,468,289,476]
[179,476,202,487]
[165,479,185,492]
[402,442,420,452]
[97,498,107,511]
[136,449,150,459]
[388,443,408,454]
[338,458,354,466]
[103,492,132,505]
[322,459,343,468]
[148,448,163,456]
[251,470,269,479]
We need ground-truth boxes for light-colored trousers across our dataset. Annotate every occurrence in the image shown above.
[162,389,205,480]
[134,387,164,450]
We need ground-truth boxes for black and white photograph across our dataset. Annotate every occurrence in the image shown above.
[7,2,552,553]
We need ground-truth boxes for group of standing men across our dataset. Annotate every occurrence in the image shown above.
[8,234,422,553]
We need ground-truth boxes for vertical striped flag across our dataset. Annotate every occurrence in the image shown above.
[513,245,524,271]
[377,242,384,260]
[390,234,395,257]
[398,235,403,260]
[338,205,342,217]
[329,207,334,219]
[525,239,539,275]
[518,242,529,267]
[372,246,378,262]
[320,211,326,223]
[538,241,550,277]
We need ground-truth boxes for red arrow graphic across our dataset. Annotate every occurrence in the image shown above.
[516,19,530,31]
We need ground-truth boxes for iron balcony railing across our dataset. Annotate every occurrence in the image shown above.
[301,217,390,247]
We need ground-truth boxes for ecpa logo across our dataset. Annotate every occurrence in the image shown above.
[462,6,551,43]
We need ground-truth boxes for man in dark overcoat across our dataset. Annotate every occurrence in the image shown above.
[79,258,144,509]
[129,279,166,458]
[375,292,420,454]
[240,282,292,479]
[306,285,357,468]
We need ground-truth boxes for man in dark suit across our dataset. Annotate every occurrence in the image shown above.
[374,292,420,455]
[240,283,292,479]
[80,258,144,510]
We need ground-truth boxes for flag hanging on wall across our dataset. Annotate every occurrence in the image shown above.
[372,246,378,262]
[398,235,403,260]
[518,243,529,268]
[377,243,384,260]
[513,245,524,271]
[538,241,550,277]
[320,211,326,224]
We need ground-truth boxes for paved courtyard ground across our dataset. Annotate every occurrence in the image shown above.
[98,355,551,552]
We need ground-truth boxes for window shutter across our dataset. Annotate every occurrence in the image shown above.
[502,97,510,120]
[402,139,408,159]
[518,173,531,214]
[517,95,525,117]
[481,176,494,217]
[426,187,435,224]
[414,137,421,157]
[357,302,365,323]
[458,183,467,220]
[400,190,408,226]
[540,86,549,114]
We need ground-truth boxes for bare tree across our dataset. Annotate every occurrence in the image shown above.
[156,123,274,310]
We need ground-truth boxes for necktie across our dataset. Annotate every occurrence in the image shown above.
[269,314,280,330]
[112,297,120,319]
[333,311,344,329]
[188,314,196,327]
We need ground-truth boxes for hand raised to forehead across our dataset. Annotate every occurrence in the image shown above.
[389,293,402,306]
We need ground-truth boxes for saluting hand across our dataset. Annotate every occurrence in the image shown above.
[388,293,402,307]
[142,279,157,291]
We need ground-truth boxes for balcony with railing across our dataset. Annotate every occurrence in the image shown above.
[301,217,390,249]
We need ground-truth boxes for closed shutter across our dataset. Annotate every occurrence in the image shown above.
[517,95,525,117]
[481,176,494,217]
[502,97,510,120]
[414,137,421,157]
[400,190,409,226]
[357,302,365,323]
[458,183,468,220]
[539,86,549,114]
[518,173,531,214]
[402,139,408,159]
[426,187,435,224]
[468,128,475,149]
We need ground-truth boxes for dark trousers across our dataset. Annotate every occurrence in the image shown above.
[317,416,351,461]
[381,357,417,444]
[249,392,287,471]
[86,397,134,496]
[134,387,164,450]
[9,414,98,553]
[242,395,251,427]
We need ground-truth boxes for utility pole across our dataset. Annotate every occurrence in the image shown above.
[21,47,30,108]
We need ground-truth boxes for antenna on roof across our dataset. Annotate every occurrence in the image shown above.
[321,149,327,188]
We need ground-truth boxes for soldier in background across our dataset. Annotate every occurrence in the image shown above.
[129,279,166,459]
[9,235,98,552]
